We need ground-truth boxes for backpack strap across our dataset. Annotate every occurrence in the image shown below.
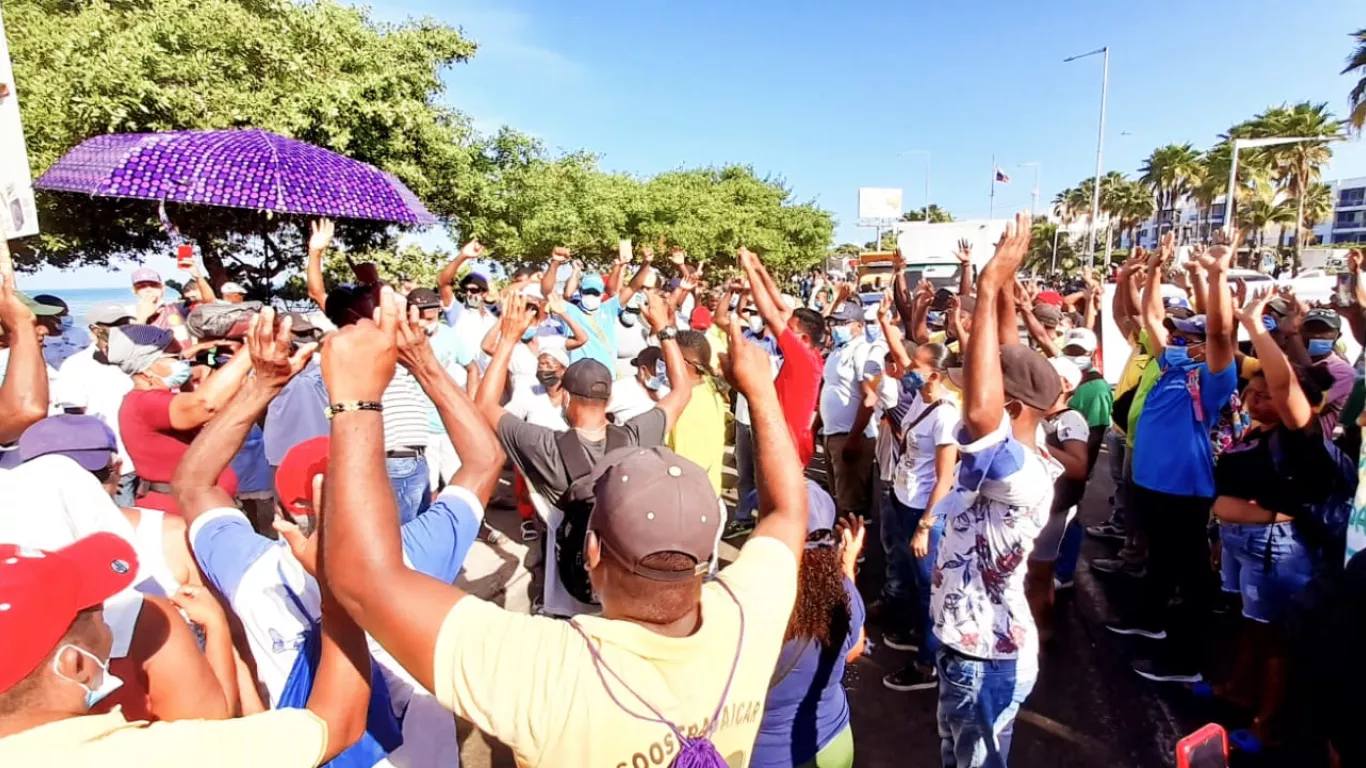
[556,429,596,484]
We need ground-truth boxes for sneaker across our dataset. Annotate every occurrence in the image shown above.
[1054,576,1075,590]
[1086,520,1127,541]
[520,520,540,542]
[882,630,920,652]
[722,518,756,541]
[1090,557,1146,578]
[883,663,939,692]
[1104,621,1167,640]
[1131,658,1203,684]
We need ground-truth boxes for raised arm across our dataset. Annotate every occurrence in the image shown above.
[0,277,48,443]
[739,248,793,333]
[437,240,484,310]
[1014,282,1061,358]
[322,287,471,695]
[963,213,1031,439]
[1140,241,1170,351]
[474,295,532,429]
[1239,290,1313,429]
[749,251,794,325]
[720,318,808,559]
[909,281,933,344]
[891,249,915,335]
[547,293,588,351]
[479,320,502,359]
[1193,231,1234,375]
[641,292,693,433]
[167,348,254,431]
[562,259,583,301]
[946,294,970,349]
[955,238,974,298]
[306,218,334,310]
[714,283,739,332]
[540,247,569,299]
[189,263,217,305]
[877,292,913,371]
[396,306,504,504]
[616,246,654,306]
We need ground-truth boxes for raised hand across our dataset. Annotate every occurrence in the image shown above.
[981,211,1032,283]
[321,286,399,402]
[642,290,672,334]
[460,239,485,261]
[892,247,907,270]
[719,318,773,398]
[837,516,866,579]
[247,307,316,389]
[308,218,334,253]
[395,304,435,372]
[641,246,655,264]
[668,247,687,267]
[545,291,567,316]
[0,274,36,331]
[1237,287,1274,330]
[877,291,893,323]
[498,292,535,341]
[954,238,972,265]
[550,246,571,264]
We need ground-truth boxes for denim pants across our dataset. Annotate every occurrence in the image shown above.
[1105,428,1126,521]
[734,422,756,521]
[1218,521,1315,623]
[387,456,431,525]
[937,649,1038,768]
[1054,521,1083,583]
[114,471,138,508]
[885,494,944,662]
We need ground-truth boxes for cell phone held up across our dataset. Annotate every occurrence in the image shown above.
[176,244,195,271]
[1335,272,1355,307]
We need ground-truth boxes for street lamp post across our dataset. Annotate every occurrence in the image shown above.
[1051,224,1063,274]
[1223,135,1346,269]
[1019,162,1041,222]
[1064,46,1109,267]
[899,150,931,222]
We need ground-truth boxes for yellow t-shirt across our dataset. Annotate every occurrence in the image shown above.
[0,708,327,767]
[433,536,800,768]
[667,378,728,494]
[926,330,961,357]
[704,325,729,373]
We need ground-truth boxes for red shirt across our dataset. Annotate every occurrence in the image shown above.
[774,329,823,466]
[119,390,236,515]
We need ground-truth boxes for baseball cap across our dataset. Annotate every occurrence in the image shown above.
[1032,303,1063,329]
[520,284,545,300]
[459,273,489,292]
[220,281,246,296]
[539,346,571,369]
[130,268,162,286]
[631,346,663,370]
[18,415,117,472]
[587,446,719,581]
[689,306,713,331]
[106,325,175,376]
[1163,296,1191,311]
[0,533,138,693]
[828,300,863,323]
[953,344,1064,412]
[1061,328,1098,355]
[1049,357,1083,392]
[1036,290,1064,308]
[275,436,329,518]
[1167,314,1208,338]
[31,295,68,314]
[580,274,606,295]
[85,302,133,326]
[17,291,63,317]
[805,481,837,539]
[407,287,441,309]
[1304,308,1342,331]
[561,359,613,401]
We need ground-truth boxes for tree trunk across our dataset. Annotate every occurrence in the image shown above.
[1293,181,1306,277]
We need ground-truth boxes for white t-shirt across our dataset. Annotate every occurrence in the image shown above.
[607,377,657,425]
[506,387,570,431]
[444,302,499,371]
[614,319,649,378]
[1040,409,1089,448]
[43,326,91,371]
[894,398,962,509]
[56,344,136,473]
[819,337,887,439]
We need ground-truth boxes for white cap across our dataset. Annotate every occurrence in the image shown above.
[220,281,246,295]
[1049,357,1083,392]
[1061,328,1098,355]
[538,346,570,368]
[781,294,799,310]
[521,284,544,300]
[862,304,879,322]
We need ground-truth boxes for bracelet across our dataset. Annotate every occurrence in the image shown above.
[325,401,383,420]
[916,517,936,531]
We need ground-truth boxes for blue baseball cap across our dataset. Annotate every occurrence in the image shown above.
[1167,314,1207,338]
[18,415,117,471]
[580,274,605,294]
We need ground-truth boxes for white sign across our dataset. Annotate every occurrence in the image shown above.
[857,187,903,221]
[0,9,38,239]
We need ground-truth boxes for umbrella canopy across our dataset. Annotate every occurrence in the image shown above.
[35,129,437,226]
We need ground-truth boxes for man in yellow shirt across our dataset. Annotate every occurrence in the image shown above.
[320,292,813,768]
[666,329,729,494]
[0,532,370,766]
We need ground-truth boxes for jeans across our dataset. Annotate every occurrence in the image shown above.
[1105,428,1126,520]
[936,649,1038,768]
[1118,447,1148,567]
[886,494,944,663]
[114,471,138,508]
[734,422,756,521]
[387,456,431,525]
[1219,521,1315,623]
[1055,521,1083,583]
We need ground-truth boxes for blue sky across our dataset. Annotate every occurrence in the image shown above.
[27,0,1366,289]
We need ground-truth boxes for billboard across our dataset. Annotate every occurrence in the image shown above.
[857,187,903,221]
[0,9,37,238]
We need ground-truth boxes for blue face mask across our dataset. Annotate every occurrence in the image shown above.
[654,360,672,391]
[865,325,882,343]
[1163,346,1190,367]
[1307,338,1335,358]
[54,644,124,710]
[902,370,926,393]
[158,359,192,388]
[58,316,74,334]
[832,325,854,347]
[521,328,537,342]
[620,311,638,327]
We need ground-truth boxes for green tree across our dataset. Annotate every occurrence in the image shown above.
[1025,219,1076,275]
[1238,178,1296,256]
[1138,143,1203,237]
[1294,182,1334,245]
[1346,28,1366,132]
[1250,102,1341,268]
[8,0,481,288]
[900,204,954,223]
[1108,179,1156,246]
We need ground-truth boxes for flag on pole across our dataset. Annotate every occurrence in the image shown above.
[994,168,1011,184]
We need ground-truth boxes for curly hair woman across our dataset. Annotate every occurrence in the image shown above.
[751,481,867,768]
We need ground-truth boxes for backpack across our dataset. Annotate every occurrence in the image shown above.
[187,300,263,340]
[1266,429,1357,569]
[554,426,633,605]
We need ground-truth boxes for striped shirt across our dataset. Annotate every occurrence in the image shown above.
[382,369,431,452]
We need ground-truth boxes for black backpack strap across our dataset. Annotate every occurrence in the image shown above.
[604,424,633,454]
[556,429,596,484]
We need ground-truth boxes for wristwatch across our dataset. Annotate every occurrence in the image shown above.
[658,326,678,342]
[916,516,936,531]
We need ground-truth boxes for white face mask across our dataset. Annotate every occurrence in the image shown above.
[53,643,123,710]
[746,315,765,335]
[580,294,602,312]
[1066,354,1093,371]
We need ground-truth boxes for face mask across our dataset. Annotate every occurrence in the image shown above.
[580,294,602,311]
[463,293,482,309]
[521,328,537,342]
[865,325,883,343]
[58,316,74,334]
[158,359,192,388]
[1066,354,1093,371]
[654,360,672,391]
[644,374,664,392]
[421,322,439,337]
[831,325,854,347]
[620,311,638,327]
[536,370,561,388]
[746,315,765,335]
[1307,338,1335,358]
[53,644,123,710]
[902,370,926,393]
[1163,346,1190,367]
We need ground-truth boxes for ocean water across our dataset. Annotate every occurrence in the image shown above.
[23,286,154,324]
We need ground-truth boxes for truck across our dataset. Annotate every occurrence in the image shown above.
[893,219,1011,293]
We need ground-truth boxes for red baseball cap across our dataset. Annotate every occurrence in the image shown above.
[689,306,714,331]
[1035,290,1064,308]
[0,533,138,694]
[276,436,329,517]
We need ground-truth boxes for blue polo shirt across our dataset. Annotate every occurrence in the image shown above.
[1132,351,1236,498]
[563,296,622,370]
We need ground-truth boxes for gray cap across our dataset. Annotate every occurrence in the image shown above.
[828,300,863,323]
[85,302,134,327]
[106,325,174,375]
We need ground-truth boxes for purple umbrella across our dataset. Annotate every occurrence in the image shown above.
[35,129,437,226]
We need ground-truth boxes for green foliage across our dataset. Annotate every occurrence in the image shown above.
[861,231,898,251]
[1139,143,1203,214]
[1346,28,1366,132]
[1025,219,1077,276]
[900,204,954,223]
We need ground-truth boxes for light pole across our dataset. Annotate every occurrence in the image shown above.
[1223,135,1345,269]
[1019,162,1041,222]
[1051,224,1063,274]
[1064,46,1109,267]
[899,150,931,222]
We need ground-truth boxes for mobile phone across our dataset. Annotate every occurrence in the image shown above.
[176,244,195,271]
[619,239,633,263]
[1176,723,1227,768]
[1336,272,1354,307]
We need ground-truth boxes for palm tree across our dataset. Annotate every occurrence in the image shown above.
[1139,143,1204,237]
[1027,219,1075,275]
[900,204,954,223]
[1346,28,1366,132]
[1250,102,1341,270]
[1052,186,1080,225]
[1238,178,1296,260]
[1108,179,1156,247]
[1293,182,1334,246]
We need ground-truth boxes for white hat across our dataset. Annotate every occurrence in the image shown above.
[538,346,570,369]
[1061,328,1098,355]
[862,304,879,322]
[781,294,799,310]
[220,281,246,295]
[521,284,544,299]
[1048,357,1083,392]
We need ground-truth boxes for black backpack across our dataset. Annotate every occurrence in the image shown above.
[553,426,632,605]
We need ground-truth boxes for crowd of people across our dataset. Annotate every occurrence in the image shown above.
[0,206,1364,768]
